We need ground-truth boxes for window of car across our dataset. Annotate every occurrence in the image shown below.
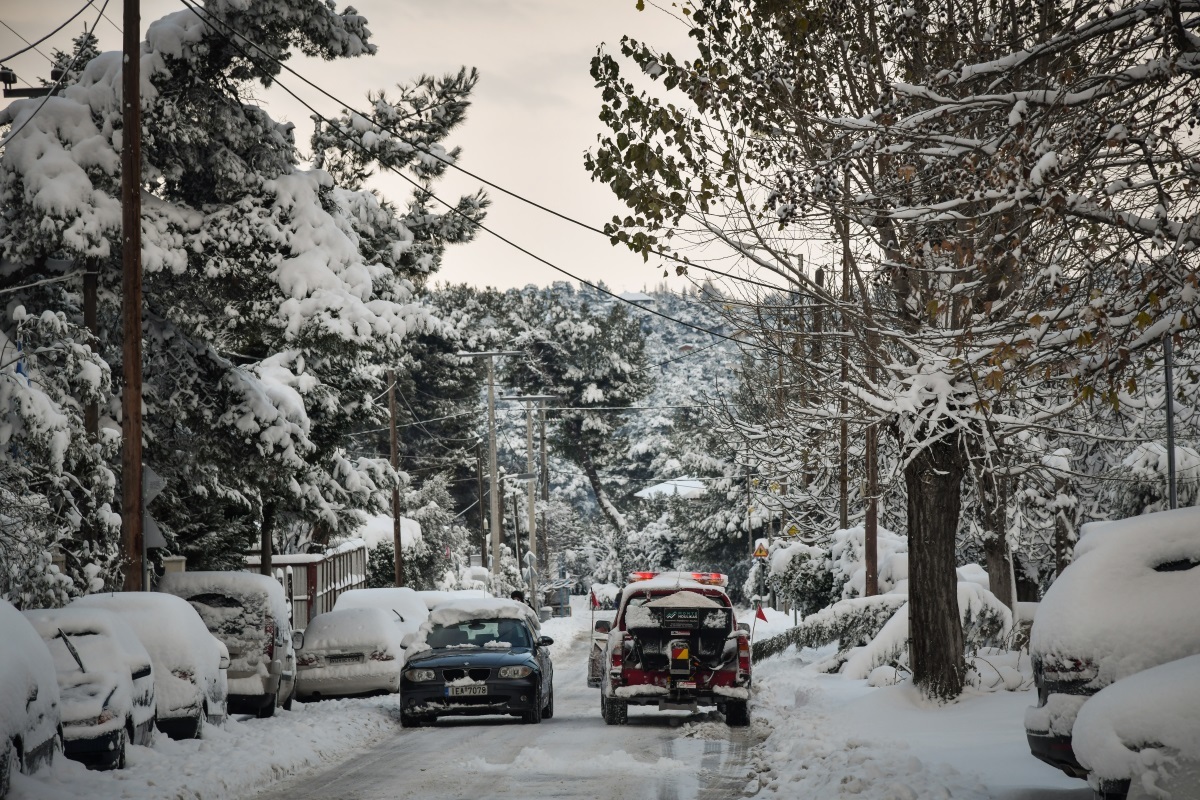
[426,619,532,649]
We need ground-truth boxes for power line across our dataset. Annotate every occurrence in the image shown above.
[170,0,807,302]
[0,0,111,148]
[0,0,96,63]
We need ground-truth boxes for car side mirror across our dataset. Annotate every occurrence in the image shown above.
[594,620,611,634]
[291,630,305,651]
[132,664,153,681]
[537,636,554,647]
[400,633,416,649]
[737,622,750,633]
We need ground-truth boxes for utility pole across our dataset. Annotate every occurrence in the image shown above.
[475,440,487,569]
[387,369,404,586]
[120,0,145,591]
[539,404,549,571]
[509,395,554,605]
[865,329,880,596]
[458,351,522,577]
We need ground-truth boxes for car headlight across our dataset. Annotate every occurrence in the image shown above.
[498,665,533,679]
[403,668,437,682]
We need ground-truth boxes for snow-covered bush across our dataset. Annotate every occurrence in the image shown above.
[830,525,909,598]
[765,540,836,617]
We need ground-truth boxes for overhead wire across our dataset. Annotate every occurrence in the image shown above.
[0,0,96,63]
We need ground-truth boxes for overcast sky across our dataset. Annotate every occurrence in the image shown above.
[1,0,696,291]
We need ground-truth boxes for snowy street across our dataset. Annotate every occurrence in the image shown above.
[253,616,751,800]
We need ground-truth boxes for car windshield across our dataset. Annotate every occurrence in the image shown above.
[426,619,532,649]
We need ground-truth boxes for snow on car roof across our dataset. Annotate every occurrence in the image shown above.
[159,570,291,627]
[1031,507,1200,684]
[0,599,60,741]
[1073,653,1200,790]
[644,590,724,609]
[426,597,539,629]
[302,607,405,652]
[415,589,492,610]
[334,587,429,625]
[619,575,728,604]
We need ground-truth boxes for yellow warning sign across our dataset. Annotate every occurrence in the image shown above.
[753,543,769,559]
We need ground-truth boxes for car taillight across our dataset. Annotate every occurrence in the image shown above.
[265,615,276,660]
[296,652,319,668]
[609,633,625,672]
[369,651,395,662]
[737,635,751,677]
[171,669,195,683]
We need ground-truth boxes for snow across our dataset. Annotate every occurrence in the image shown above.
[23,606,154,739]
[332,587,429,639]
[644,590,724,608]
[414,589,491,610]
[406,597,541,652]
[71,592,225,725]
[0,599,60,760]
[352,514,422,550]
[634,476,707,499]
[1030,508,1200,687]
[1073,653,1200,795]
[295,608,404,695]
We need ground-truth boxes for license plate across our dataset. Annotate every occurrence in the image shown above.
[675,681,696,689]
[446,684,488,697]
[327,653,363,665]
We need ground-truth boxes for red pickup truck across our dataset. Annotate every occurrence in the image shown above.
[588,572,751,726]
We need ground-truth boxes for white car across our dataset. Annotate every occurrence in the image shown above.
[23,607,157,770]
[160,571,298,718]
[73,592,229,739]
[1073,653,1200,800]
[0,599,61,796]
[1025,507,1200,791]
[334,587,431,646]
[295,607,406,700]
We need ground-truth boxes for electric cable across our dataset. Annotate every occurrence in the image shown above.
[0,0,96,63]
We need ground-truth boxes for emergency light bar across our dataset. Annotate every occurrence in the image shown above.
[626,571,729,587]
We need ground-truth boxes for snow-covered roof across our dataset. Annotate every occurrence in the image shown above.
[333,587,429,636]
[618,290,655,304]
[1074,653,1200,791]
[425,597,539,630]
[416,589,492,610]
[619,575,727,605]
[1030,507,1200,685]
[634,476,706,499]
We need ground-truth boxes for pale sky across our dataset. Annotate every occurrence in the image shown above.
[1,0,697,291]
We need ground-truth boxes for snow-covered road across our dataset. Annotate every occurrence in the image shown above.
[251,623,752,800]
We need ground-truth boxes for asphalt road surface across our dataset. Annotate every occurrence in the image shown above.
[252,628,752,800]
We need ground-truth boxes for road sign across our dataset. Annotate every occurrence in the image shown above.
[753,543,769,559]
[786,524,800,537]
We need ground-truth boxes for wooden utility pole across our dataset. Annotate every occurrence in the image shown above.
[83,268,98,438]
[120,0,145,591]
[476,440,487,569]
[539,405,549,570]
[388,369,405,586]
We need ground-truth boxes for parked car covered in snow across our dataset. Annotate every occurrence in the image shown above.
[332,586,429,646]
[73,592,229,739]
[295,607,406,700]
[159,571,298,718]
[592,571,750,727]
[23,606,156,770]
[0,599,61,797]
[1025,507,1200,787]
[1072,653,1200,800]
[399,597,553,727]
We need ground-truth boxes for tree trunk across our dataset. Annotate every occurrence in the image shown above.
[1054,475,1071,577]
[905,435,967,701]
[259,501,276,577]
[579,448,627,570]
[977,465,1015,612]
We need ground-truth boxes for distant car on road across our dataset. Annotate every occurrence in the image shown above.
[332,587,430,647]
[0,599,61,797]
[1025,507,1200,794]
[23,606,157,770]
[399,597,553,727]
[591,571,751,727]
[160,571,298,718]
[73,592,229,739]
[295,607,406,700]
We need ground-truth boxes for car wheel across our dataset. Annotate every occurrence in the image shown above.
[400,713,423,729]
[113,724,129,770]
[542,686,554,719]
[603,695,627,726]
[282,684,296,712]
[724,700,750,727]
[521,697,543,725]
[193,705,206,740]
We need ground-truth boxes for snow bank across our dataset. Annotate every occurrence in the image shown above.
[10,696,398,800]
[1030,507,1200,686]
[1073,653,1200,795]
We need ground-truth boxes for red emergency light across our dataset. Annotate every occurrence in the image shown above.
[626,571,729,587]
